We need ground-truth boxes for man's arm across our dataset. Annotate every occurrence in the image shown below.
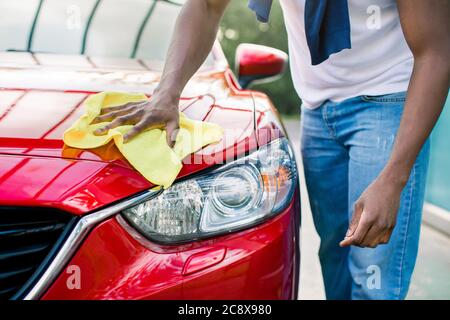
[341,0,450,248]
[93,0,231,146]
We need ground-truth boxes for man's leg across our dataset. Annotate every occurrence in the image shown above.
[301,102,352,300]
[343,93,430,299]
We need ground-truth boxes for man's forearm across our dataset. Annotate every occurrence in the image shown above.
[382,0,450,188]
[382,55,450,187]
[157,0,230,98]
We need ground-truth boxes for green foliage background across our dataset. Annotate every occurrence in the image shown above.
[219,0,301,115]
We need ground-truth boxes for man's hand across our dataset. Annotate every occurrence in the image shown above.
[92,92,180,147]
[340,174,403,248]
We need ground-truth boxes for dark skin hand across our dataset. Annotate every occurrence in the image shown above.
[340,0,450,248]
[92,0,230,146]
[92,93,180,145]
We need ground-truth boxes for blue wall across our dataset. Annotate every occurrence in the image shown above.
[425,91,450,211]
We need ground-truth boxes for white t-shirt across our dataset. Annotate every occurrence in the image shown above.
[279,0,413,109]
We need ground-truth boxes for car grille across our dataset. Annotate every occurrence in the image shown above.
[0,207,76,299]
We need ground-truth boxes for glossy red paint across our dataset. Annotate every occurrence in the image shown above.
[236,43,288,78]
[0,154,151,214]
[182,247,227,276]
[42,192,299,300]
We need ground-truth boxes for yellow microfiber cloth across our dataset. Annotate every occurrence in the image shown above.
[63,92,223,188]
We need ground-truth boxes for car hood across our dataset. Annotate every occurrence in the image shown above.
[0,66,259,214]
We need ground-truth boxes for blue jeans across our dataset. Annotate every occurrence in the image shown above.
[301,92,430,300]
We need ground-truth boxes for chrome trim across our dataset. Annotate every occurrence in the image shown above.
[24,188,163,300]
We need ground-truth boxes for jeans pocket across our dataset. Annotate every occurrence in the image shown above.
[361,91,407,104]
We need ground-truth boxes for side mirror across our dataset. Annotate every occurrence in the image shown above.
[236,43,288,89]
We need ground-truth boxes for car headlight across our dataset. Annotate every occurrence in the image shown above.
[122,138,297,244]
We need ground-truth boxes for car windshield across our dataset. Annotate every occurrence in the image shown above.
[0,0,212,68]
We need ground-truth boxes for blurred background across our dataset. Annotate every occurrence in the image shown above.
[219,0,300,117]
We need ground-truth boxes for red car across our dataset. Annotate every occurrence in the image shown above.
[0,0,300,300]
